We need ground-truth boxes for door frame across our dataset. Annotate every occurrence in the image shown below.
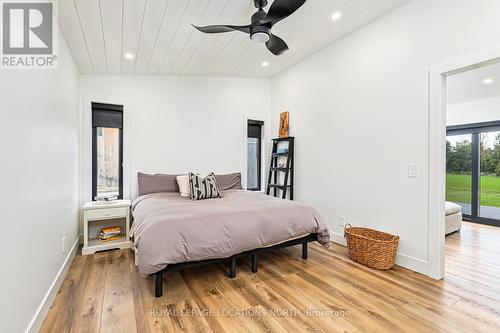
[242,114,268,191]
[428,48,500,279]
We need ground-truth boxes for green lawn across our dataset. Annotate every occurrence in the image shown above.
[446,173,500,207]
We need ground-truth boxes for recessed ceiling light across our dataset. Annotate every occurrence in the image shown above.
[261,61,269,67]
[124,53,134,60]
[331,12,342,21]
[483,78,494,85]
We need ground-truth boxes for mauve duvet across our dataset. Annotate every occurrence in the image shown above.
[131,189,330,276]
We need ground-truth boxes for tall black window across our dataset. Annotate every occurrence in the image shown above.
[92,103,123,200]
[247,120,263,191]
[447,120,500,226]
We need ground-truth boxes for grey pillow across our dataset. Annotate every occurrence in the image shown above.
[215,173,243,190]
[137,173,180,196]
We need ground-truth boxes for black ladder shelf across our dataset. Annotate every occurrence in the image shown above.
[266,137,294,200]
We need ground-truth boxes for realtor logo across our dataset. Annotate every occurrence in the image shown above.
[1,1,57,69]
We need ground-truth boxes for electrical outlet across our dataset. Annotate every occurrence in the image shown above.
[62,236,66,253]
[338,215,346,227]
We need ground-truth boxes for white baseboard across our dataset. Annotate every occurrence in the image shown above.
[394,252,428,274]
[330,230,347,246]
[329,231,428,275]
[25,234,81,333]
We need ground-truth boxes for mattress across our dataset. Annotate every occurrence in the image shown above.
[131,190,330,276]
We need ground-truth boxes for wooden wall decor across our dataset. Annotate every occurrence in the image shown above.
[279,111,289,138]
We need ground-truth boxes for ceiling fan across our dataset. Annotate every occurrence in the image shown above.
[192,0,306,56]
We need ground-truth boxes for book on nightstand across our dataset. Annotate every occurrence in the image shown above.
[98,226,122,242]
[99,235,122,242]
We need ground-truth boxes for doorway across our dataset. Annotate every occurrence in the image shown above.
[428,48,500,280]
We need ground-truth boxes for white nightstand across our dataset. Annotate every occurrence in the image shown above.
[82,199,132,255]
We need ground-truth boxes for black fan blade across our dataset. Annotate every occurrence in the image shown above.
[266,34,289,56]
[192,24,251,34]
[265,0,306,26]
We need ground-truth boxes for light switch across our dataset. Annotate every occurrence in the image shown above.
[408,164,418,178]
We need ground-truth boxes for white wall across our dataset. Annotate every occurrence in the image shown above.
[270,0,500,274]
[0,32,80,332]
[447,97,500,126]
[79,75,270,203]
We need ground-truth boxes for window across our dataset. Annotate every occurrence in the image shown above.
[247,120,263,191]
[447,120,500,226]
[92,103,123,200]
[446,133,472,215]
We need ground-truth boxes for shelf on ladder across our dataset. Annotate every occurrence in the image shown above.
[268,184,291,188]
[270,167,290,171]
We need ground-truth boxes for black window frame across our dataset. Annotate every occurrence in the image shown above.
[247,120,264,191]
[447,120,500,227]
[92,102,124,200]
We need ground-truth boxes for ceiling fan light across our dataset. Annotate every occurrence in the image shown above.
[251,32,270,43]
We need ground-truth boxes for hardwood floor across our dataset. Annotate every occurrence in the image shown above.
[40,222,500,333]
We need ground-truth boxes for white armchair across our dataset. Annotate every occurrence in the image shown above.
[445,201,463,235]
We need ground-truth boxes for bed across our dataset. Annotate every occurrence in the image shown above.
[131,174,330,297]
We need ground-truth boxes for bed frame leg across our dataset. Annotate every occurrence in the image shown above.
[155,272,163,298]
[251,253,258,273]
[302,242,308,260]
[229,257,237,278]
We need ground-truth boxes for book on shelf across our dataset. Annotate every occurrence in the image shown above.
[99,235,122,242]
[101,226,121,233]
[98,231,120,239]
[98,225,122,242]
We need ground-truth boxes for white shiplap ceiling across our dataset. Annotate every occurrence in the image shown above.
[58,0,409,77]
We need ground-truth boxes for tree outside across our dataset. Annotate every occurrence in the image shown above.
[446,132,500,208]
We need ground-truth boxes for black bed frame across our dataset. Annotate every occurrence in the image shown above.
[154,233,318,297]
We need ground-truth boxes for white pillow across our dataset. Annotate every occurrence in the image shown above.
[176,175,190,197]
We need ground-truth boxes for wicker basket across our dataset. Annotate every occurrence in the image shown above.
[344,224,399,270]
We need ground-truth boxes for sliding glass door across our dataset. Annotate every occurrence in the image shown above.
[447,121,500,226]
[479,130,500,220]
[446,134,472,215]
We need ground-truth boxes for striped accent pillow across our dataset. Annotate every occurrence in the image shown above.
[189,172,223,200]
